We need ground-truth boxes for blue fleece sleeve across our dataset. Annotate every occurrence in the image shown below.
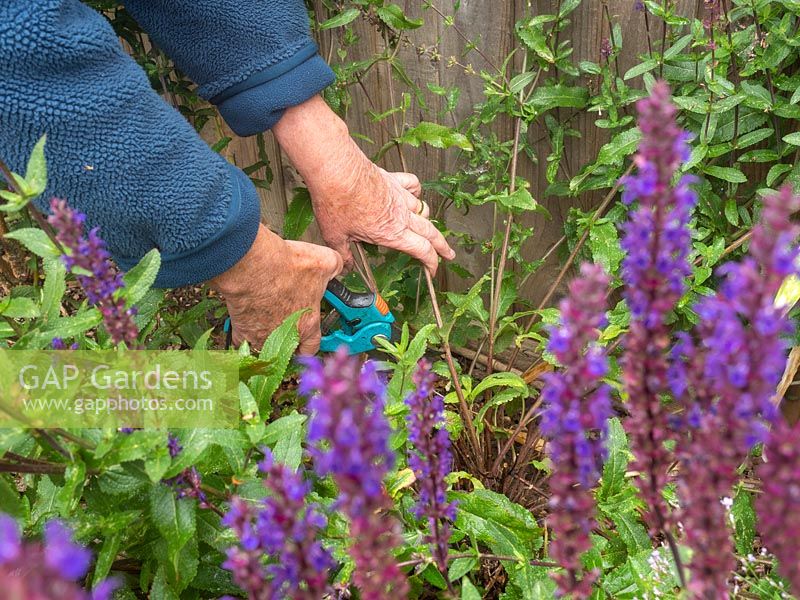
[0,0,261,288]
[123,0,336,137]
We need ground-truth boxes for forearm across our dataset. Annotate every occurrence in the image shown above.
[273,96,373,204]
[124,0,335,136]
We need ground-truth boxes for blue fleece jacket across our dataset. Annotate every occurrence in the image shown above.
[0,1,335,287]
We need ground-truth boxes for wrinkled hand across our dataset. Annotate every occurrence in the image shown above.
[209,224,342,354]
[273,96,456,274]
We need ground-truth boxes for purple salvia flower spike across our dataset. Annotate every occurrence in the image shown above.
[541,262,611,596]
[222,452,332,599]
[0,514,114,599]
[405,359,457,576]
[0,515,20,565]
[300,348,408,599]
[620,81,696,533]
[757,417,800,595]
[44,520,92,581]
[47,198,138,345]
[679,186,800,595]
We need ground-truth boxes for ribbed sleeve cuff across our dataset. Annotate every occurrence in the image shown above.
[117,163,261,288]
[209,41,336,136]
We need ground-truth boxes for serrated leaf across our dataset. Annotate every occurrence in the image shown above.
[703,165,747,183]
[121,249,160,306]
[597,128,642,165]
[320,7,360,29]
[283,187,314,240]
[249,310,304,411]
[5,228,60,258]
[149,485,196,584]
[15,310,102,349]
[589,221,624,273]
[376,4,423,30]
[397,122,473,150]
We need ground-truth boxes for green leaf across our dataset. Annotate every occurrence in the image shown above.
[271,415,304,470]
[41,258,65,322]
[663,33,693,59]
[724,198,739,226]
[767,164,792,187]
[449,556,477,582]
[376,4,423,30]
[461,578,482,600]
[527,84,588,113]
[731,489,756,555]
[263,413,307,447]
[121,249,161,306]
[596,128,642,165]
[516,21,554,63]
[320,8,360,29]
[283,187,314,240]
[703,165,747,183]
[397,122,473,150]
[782,132,800,146]
[24,135,48,199]
[623,59,658,80]
[0,476,25,519]
[92,531,122,586]
[611,511,651,553]
[454,489,543,558]
[149,485,196,584]
[5,228,60,258]
[736,127,774,149]
[589,221,624,273]
[509,71,536,94]
[15,309,102,349]
[0,297,39,319]
[489,188,540,213]
[144,444,172,483]
[598,418,632,501]
[249,310,304,411]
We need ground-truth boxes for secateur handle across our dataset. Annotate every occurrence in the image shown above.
[320,279,394,354]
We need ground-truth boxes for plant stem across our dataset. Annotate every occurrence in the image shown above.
[396,551,558,570]
[425,270,484,471]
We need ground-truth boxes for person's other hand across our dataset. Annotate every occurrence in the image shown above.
[273,96,456,274]
[209,224,342,354]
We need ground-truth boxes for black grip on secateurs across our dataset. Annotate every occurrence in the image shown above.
[325,279,375,309]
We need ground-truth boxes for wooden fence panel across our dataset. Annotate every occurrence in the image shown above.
[223,0,696,304]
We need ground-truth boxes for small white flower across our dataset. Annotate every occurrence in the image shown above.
[721,496,734,509]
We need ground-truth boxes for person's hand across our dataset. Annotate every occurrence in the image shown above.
[209,224,342,354]
[273,96,456,274]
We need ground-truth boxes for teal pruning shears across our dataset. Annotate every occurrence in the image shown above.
[223,278,394,354]
[320,279,395,354]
